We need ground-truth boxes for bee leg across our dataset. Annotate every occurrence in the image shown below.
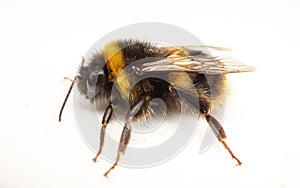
[92,104,113,162]
[205,114,242,166]
[104,98,147,177]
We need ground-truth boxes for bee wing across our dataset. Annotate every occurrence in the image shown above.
[181,45,232,53]
[161,45,231,56]
[133,54,255,75]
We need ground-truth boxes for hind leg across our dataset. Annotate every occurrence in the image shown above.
[205,113,242,165]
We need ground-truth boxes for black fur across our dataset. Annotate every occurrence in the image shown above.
[77,39,225,115]
[77,52,112,102]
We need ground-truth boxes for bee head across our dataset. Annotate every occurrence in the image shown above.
[77,53,106,100]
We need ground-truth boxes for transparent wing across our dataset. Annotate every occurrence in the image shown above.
[133,48,255,75]
[161,45,231,56]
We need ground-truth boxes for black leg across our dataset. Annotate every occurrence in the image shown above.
[103,98,147,177]
[205,114,242,166]
[93,104,113,162]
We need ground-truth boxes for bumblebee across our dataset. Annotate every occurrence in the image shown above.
[59,39,255,177]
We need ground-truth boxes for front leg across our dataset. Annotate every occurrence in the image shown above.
[93,103,113,162]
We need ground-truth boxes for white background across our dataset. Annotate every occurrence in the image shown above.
[1,0,300,187]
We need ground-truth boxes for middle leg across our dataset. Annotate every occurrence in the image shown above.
[104,97,149,177]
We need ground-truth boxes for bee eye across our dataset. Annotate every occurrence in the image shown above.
[86,71,102,99]
[87,72,98,85]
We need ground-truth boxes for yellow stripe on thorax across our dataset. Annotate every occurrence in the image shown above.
[102,41,125,81]
[102,41,131,99]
